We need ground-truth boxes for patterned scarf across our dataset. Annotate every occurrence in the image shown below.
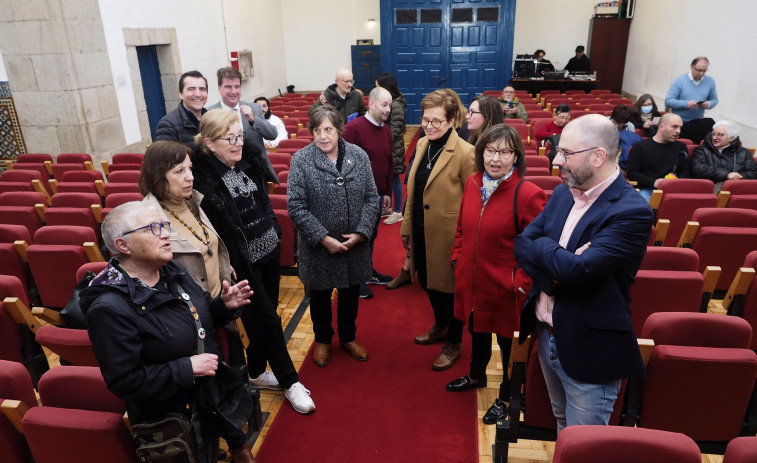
[480,167,515,205]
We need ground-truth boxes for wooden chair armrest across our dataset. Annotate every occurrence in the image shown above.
[676,221,699,248]
[627,180,638,187]
[43,160,53,176]
[94,179,105,197]
[101,160,111,175]
[267,182,275,195]
[700,266,721,313]
[722,267,756,316]
[538,146,546,156]
[3,160,13,170]
[717,190,730,208]
[84,161,95,171]
[551,165,560,176]
[13,240,28,262]
[84,242,106,262]
[1,400,29,433]
[2,297,42,334]
[649,189,663,211]
[638,338,655,368]
[34,203,46,223]
[652,219,669,246]
[123,412,131,431]
[31,306,64,326]
[48,178,58,195]
[235,318,250,350]
[31,179,52,205]
[507,331,531,381]
[91,204,103,223]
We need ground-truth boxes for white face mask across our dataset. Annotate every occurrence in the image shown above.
[640,105,653,114]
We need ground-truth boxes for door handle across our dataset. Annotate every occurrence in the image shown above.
[439,76,449,85]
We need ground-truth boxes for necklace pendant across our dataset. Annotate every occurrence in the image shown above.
[426,162,432,169]
[207,247,214,256]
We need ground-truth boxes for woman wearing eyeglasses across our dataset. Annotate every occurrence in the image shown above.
[466,95,504,146]
[445,125,546,424]
[400,89,476,370]
[82,202,254,463]
[287,105,379,368]
[192,109,316,416]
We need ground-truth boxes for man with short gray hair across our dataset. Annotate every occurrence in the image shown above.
[515,114,654,434]
[310,68,367,123]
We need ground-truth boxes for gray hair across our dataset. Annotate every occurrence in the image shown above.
[713,120,738,139]
[563,114,620,162]
[101,201,161,257]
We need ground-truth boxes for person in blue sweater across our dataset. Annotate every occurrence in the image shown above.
[665,57,718,143]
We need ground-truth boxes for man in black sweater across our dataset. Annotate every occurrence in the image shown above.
[626,113,690,201]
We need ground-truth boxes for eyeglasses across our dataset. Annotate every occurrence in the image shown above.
[219,133,244,145]
[555,146,598,160]
[121,221,171,237]
[467,109,482,116]
[711,132,728,138]
[420,118,448,128]
[692,67,708,73]
[555,115,571,122]
[340,79,355,84]
[483,147,515,159]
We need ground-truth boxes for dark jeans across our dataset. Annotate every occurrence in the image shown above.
[240,257,298,389]
[310,284,360,344]
[413,225,454,329]
[254,249,281,310]
[391,174,403,213]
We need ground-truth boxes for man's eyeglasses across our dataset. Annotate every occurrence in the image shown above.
[555,146,598,160]
[483,147,515,159]
[340,79,355,84]
[219,133,244,145]
[692,67,708,73]
[420,118,448,128]
[122,221,171,237]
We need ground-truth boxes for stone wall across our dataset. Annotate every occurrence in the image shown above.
[0,0,129,164]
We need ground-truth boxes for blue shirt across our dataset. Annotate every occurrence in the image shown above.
[665,73,718,123]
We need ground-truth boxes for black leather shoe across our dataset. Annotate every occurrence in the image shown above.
[482,398,509,424]
[445,375,487,392]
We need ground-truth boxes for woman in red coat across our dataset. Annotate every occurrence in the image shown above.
[445,124,547,425]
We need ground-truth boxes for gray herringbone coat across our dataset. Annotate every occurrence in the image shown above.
[287,139,379,290]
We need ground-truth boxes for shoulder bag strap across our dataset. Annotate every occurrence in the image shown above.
[513,178,525,236]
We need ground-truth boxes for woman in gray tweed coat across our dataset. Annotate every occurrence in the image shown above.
[287,105,379,368]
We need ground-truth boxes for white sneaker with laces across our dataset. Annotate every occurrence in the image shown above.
[285,382,316,414]
[248,370,283,390]
[383,212,403,225]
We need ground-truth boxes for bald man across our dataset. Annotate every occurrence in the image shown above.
[309,67,367,123]
[626,113,690,201]
[497,86,527,122]
[514,114,654,434]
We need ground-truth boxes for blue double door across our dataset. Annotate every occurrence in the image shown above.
[380,0,516,122]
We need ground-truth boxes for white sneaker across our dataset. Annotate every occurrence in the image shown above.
[285,382,316,414]
[248,370,283,390]
[383,212,403,225]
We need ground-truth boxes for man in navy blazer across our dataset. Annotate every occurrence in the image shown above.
[514,114,654,433]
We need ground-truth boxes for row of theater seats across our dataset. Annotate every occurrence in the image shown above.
[495,310,757,461]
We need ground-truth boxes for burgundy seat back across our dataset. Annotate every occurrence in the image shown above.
[268,153,292,167]
[0,206,45,236]
[278,138,310,151]
[51,163,86,179]
[629,270,704,336]
[35,326,99,366]
[57,153,92,163]
[1,169,45,184]
[553,425,701,463]
[723,436,757,463]
[112,152,144,165]
[0,244,30,291]
[50,192,101,209]
[0,359,38,409]
[76,261,108,281]
[524,156,550,169]
[0,302,25,363]
[17,153,52,163]
[0,191,47,207]
[658,178,714,194]
[59,170,103,183]
[642,311,752,348]
[34,225,96,246]
[107,170,141,184]
[269,194,287,210]
[0,224,33,244]
[104,192,143,208]
[639,246,699,271]
[0,275,31,308]
[104,182,141,196]
[656,193,718,246]
[38,365,125,414]
[275,210,296,267]
[722,179,757,196]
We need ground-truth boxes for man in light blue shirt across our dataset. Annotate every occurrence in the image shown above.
[665,57,718,143]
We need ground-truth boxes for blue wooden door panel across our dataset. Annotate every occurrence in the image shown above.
[136,46,166,141]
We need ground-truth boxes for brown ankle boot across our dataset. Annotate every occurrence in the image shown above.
[432,342,462,370]
[386,268,411,289]
[230,443,257,463]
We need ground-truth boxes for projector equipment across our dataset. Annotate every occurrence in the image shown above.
[513,55,538,78]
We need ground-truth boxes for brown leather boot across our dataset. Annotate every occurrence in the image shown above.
[432,342,462,370]
[386,268,411,289]
[414,325,448,345]
[230,443,257,463]
[313,342,331,367]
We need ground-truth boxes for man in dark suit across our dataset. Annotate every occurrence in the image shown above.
[514,114,654,433]
[207,67,278,184]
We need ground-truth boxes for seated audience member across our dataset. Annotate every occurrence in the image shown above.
[626,113,690,201]
[564,45,591,74]
[690,120,757,192]
[254,96,288,149]
[629,93,662,137]
[535,49,555,74]
[664,57,718,144]
[609,105,643,170]
[310,67,367,123]
[535,103,571,162]
[498,86,528,122]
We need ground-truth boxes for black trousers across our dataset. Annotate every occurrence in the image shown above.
[413,224,454,329]
[241,250,298,389]
[309,284,360,344]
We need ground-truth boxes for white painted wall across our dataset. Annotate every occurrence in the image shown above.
[513,0,599,71]
[97,0,287,144]
[0,48,7,81]
[280,0,381,92]
[624,0,757,147]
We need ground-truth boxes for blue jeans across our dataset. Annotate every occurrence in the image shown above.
[536,323,621,434]
[638,188,653,202]
[391,174,403,213]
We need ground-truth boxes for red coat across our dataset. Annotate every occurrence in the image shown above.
[451,171,547,336]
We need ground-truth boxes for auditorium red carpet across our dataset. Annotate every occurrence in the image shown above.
[256,221,478,463]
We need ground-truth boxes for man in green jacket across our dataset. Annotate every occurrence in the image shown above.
[310,68,367,123]
[497,86,528,123]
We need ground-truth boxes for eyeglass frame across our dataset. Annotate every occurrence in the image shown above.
[217,132,244,145]
[483,147,516,159]
[420,118,449,128]
[121,221,172,237]
[466,109,483,116]
[554,146,599,160]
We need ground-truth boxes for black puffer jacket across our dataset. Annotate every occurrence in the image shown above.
[81,259,238,425]
[691,134,757,182]
[388,95,407,175]
[154,103,205,152]
[308,84,367,122]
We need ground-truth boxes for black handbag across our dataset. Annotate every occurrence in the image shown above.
[60,271,95,329]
